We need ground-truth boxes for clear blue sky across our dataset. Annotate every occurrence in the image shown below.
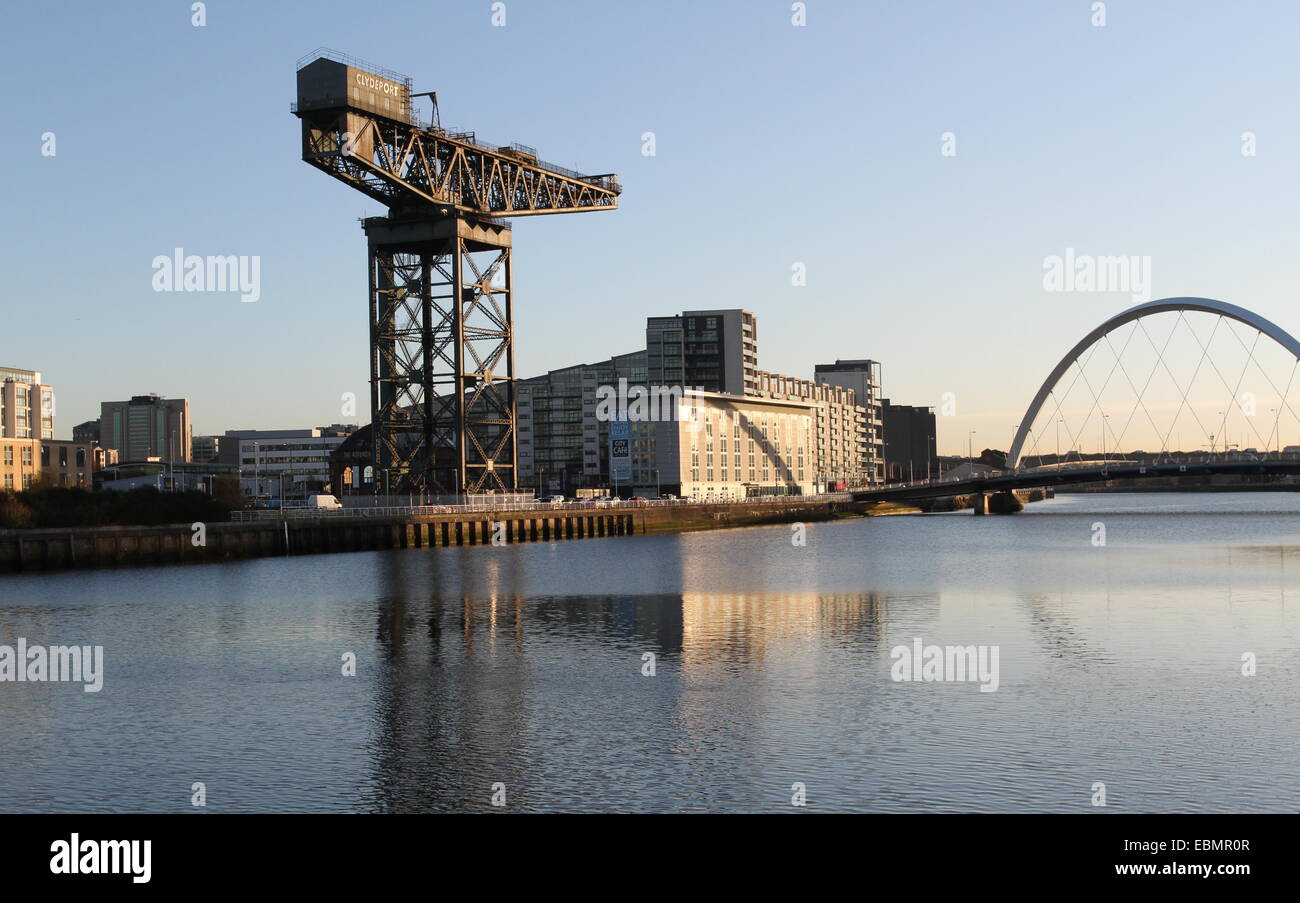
[4,0,1300,454]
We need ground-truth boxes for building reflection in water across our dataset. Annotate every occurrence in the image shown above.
[363,571,891,811]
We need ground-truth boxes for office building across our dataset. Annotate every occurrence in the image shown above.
[882,399,937,483]
[192,435,221,464]
[221,427,354,502]
[100,394,191,464]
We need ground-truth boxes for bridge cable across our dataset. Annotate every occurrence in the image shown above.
[1062,319,1142,461]
[1101,324,1175,460]
[1138,313,1218,455]
[1219,320,1300,437]
[1180,315,1274,451]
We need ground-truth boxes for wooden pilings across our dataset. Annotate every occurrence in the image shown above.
[0,511,646,573]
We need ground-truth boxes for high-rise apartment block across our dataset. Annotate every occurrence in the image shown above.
[1,367,54,440]
[814,359,884,483]
[646,309,758,396]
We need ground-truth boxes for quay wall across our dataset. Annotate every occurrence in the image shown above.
[0,500,847,574]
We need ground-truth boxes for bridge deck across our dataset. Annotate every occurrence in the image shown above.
[853,460,1300,503]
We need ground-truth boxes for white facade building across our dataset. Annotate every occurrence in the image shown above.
[649,391,817,500]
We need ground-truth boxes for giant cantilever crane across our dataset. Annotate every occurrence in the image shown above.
[292,49,620,495]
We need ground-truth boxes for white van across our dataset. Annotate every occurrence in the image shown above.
[306,494,343,509]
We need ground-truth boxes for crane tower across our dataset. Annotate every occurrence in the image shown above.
[292,49,620,495]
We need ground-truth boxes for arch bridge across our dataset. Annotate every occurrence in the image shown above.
[855,297,1300,511]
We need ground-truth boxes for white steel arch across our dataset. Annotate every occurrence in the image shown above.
[1008,297,1300,470]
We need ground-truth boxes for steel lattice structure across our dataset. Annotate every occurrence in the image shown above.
[293,51,620,493]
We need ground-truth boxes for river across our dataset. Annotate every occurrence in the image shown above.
[0,492,1296,812]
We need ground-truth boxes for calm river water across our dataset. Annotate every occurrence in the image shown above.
[0,492,1296,812]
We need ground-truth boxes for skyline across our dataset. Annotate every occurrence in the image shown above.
[5,1,1300,454]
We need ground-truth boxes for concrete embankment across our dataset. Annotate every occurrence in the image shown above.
[0,500,851,574]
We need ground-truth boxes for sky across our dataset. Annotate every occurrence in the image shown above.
[3,0,1300,455]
